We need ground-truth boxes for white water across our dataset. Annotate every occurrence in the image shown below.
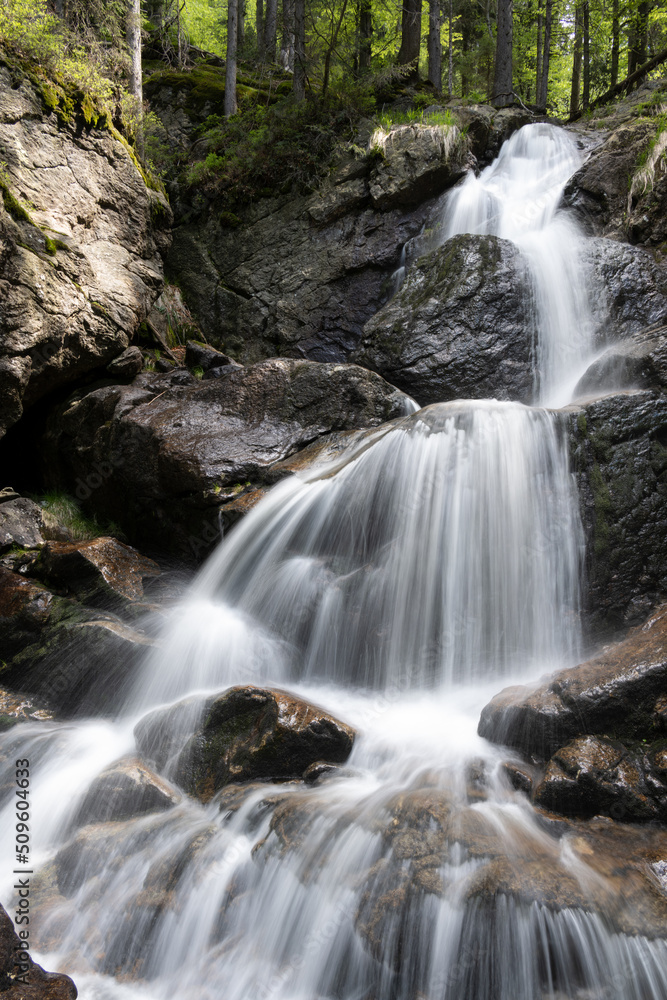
[443,124,595,407]
[2,125,666,1000]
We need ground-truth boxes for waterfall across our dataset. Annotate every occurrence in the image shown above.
[2,124,665,1000]
[443,124,594,407]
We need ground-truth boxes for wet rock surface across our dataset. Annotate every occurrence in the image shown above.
[352,234,667,407]
[38,537,161,607]
[43,359,413,560]
[573,322,667,397]
[0,901,77,998]
[73,756,181,827]
[136,686,356,802]
[565,80,667,247]
[0,61,170,439]
[352,234,535,406]
[569,390,667,633]
[478,603,667,759]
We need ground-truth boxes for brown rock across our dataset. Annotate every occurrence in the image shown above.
[39,537,161,606]
[478,603,667,759]
[72,756,181,827]
[135,686,356,803]
[0,902,77,998]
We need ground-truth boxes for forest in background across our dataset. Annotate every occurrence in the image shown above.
[0,0,666,212]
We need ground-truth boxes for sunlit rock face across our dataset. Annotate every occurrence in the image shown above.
[0,60,171,438]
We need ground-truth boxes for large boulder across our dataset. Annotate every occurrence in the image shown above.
[478,603,667,759]
[352,234,535,406]
[42,359,414,560]
[72,756,181,827]
[0,59,171,439]
[352,234,667,407]
[135,686,356,802]
[38,538,161,608]
[565,81,667,247]
[0,563,156,717]
[569,390,667,633]
[367,123,469,210]
[0,902,77,998]
[532,735,666,823]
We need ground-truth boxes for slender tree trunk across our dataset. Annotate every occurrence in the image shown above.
[611,0,619,86]
[278,0,293,69]
[225,0,239,116]
[177,0,183,68]
[536,6,543,103]
[323,0,350,93]
[256,0,265,59]
[492,0,513,107]
[238,0,245,52]
[427,0,442,90]
[629,1,649,86]
[264,0,278,62]
[582,1,590,109]
[397,0,423,66]
[537,0,551,108]
[293,0,306,97]
[359,0,372,72]
[447,0,453,97]
[127,0,142,103]
[569,4,582,117]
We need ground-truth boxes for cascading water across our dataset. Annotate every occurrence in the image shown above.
[2,124,666,1000]
[443,124,594,406]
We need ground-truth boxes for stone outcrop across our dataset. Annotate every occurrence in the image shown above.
[38,538,161,607]
[352,233,667,408]
[569,390,667,633]
[42,359,414,560]
[72,756,181,826]
[0,902,77,999]
[573,322,667,397]
[565,80,667,247]
[135,685,356,802]
[352,233,535,405]
[0,60,171,439]
[478,603,667,760]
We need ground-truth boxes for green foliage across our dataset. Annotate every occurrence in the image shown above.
[182,85,375,205]
[0,166,34,225]
[37,493,123,542]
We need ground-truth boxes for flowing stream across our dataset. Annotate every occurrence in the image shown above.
[2,124,667,1000]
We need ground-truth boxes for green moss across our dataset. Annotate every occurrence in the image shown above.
[44,234,57,255]
[590,462,612,556]
[577,412,587,436]
[0,175,34,224]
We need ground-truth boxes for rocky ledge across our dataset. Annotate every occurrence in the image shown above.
[42,357,414,560]
[479,603,667,823]
[0,60,171,440]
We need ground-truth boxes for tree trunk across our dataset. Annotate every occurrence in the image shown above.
[127,0,142,103]
[293,0,306,97]
[537,0,551,109]
[447,0,453,97]
[278,0,293,69]
[569,4,582,117]
[238,0,245,52]
[611,0,619,86]
[264,0,278,62]
[491,0,513,107]
[536,6,543,103]
[582,1,589,110]
[323,0,350,93]
[397,0,423,66]
[359,0,372,72]
[225,0,238,116]
[256,0,265,59]
[427,0,442,90]
[629,1,650,87]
